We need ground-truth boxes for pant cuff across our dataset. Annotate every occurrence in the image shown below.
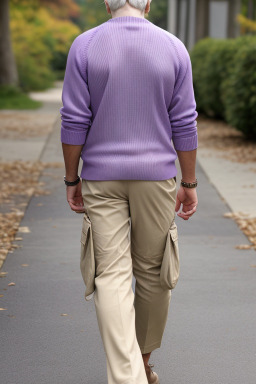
[139,340,162,354]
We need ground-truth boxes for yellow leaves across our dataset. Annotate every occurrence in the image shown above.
[10,6,80,55]
[0,211,24,268]
[0,161,46,204]
[237,14,256,34]
[0,159,62,268]
[40,0,80,20]
[223,211,256,251]
[10,4,80,91]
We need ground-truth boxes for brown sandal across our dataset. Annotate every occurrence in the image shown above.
[144,362,160,384]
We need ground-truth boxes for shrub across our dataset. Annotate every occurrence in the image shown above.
[190,36,256,140]
[189,38,213,115]
[190,37,247,119]
[224,41,256,140]
[0,85,41,110]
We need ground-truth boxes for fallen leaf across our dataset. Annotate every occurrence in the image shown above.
[21,264,29,267]
[61,313,68,316]
[235,244,252,250]
[0,308,7,310]
[0,294,3,297]
[18,226,30,233]
[8,282,16,286]
[223,212,233,218]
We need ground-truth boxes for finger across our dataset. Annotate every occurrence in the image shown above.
[68,201,85,212]
[175,198,181,212]
[178,209,195,219]
[76,196,84,206]
[183,202,197,211]
[68,197,84,205]
[67,199,84,208]
[179,210,194,219]
[181,206,197,215]
[71,208,85,213]
[177,213,190,221]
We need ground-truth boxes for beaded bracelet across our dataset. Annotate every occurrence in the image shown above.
[180,178,198,188]
[64,175,80,186]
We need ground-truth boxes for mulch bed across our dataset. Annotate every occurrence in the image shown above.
[0,160,63,270]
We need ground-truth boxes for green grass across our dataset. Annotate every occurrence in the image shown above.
[0,86,42,110]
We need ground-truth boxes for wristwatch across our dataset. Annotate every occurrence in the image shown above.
[64,175,80,186]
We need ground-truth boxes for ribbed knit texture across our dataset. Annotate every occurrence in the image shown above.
[60,15,198,180]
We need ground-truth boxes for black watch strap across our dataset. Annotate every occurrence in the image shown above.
[64,175,80,186]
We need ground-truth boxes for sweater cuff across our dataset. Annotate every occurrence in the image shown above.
[172,133,198,151]
[61,125,87,145]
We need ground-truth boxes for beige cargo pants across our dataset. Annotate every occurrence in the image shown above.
[81,177,177,384]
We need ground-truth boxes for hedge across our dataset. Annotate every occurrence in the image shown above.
[190,36,256,140]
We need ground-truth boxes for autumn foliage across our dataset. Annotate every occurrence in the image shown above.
[10,0,80,91]
[40,0,80,20]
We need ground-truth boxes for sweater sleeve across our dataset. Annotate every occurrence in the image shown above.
[60,35,92,145]
[168,45,198,151]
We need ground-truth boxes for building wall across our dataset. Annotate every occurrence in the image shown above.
[167,0,241,50]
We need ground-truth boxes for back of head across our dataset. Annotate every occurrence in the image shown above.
[107,0,151,12]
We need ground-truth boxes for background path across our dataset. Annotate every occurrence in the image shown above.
[0,115,256,384]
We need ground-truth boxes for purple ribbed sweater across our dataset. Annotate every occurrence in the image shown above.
[60,15,198,180]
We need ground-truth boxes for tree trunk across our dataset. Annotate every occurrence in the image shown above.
[0,0,18,87]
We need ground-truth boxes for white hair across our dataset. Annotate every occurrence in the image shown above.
[107,0,151,12]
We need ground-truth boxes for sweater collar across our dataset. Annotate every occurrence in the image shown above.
[107,15,151,24]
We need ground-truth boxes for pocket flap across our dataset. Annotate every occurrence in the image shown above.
[160,220,180,290]
[80,216,91,245]
[80,214,95,301]
[169,220,178,242]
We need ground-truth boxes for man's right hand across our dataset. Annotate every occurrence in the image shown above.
[175,186,198,220]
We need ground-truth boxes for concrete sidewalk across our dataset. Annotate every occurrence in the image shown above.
[198,147,256,218]
[1,112,256,384]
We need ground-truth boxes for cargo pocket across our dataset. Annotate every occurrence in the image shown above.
[160,219,180,290]
[80,214,95,301]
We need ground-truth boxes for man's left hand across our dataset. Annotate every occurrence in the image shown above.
[66,181,85,214]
